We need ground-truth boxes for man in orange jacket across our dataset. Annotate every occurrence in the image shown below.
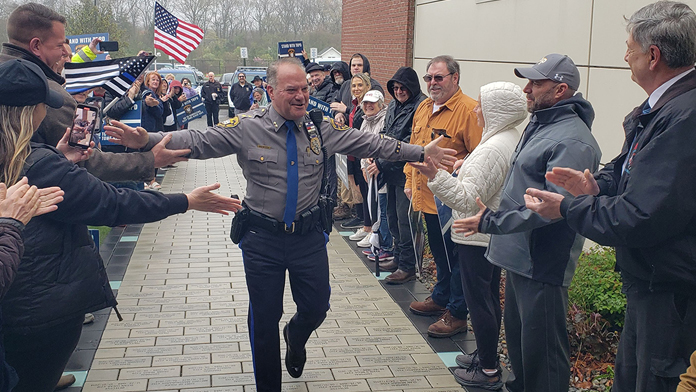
[398,55,482,337]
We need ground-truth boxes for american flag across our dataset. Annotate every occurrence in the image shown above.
[154,2,204,64]
[64,55,156,97]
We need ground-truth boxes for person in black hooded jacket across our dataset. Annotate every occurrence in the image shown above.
[330,53,383,120]
[328,61,350,103]
[371,67,426,276]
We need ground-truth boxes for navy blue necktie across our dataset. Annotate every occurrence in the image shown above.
[642,102,651,114]
[283,121,298,227]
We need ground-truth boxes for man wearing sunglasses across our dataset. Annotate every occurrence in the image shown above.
[230,72,253,118]
[403,55,481,339]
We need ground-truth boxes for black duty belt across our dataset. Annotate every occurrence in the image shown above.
[248,206,321,235]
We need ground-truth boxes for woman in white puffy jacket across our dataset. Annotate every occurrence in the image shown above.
[410,81,526,388]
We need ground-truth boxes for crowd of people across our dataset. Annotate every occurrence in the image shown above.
[297,2,696,392]
[1,1,696,392]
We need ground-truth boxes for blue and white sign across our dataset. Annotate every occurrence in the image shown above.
[177,95,206,125]
[67,33,110,61]
[278,41,303,58]
[307,96,332,118]
[100,100,141,146]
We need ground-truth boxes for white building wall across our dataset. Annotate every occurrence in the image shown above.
[413,0,696,158]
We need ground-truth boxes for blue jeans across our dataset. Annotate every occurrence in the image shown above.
[424,213,468,320]
[377,193,392,251]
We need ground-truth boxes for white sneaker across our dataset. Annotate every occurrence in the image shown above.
[356,235,372,248]
[349,228,368,241]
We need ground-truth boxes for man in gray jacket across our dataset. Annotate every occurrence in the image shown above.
[454,54,601,392]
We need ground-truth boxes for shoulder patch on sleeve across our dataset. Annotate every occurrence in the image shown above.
[220,117,240,128]
[330,118,348,131]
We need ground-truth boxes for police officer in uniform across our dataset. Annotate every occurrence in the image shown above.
[105,57,457,392]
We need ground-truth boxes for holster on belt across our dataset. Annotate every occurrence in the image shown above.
[230,203,249,244]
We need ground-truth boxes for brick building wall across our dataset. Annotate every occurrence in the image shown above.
[341,0,415,96]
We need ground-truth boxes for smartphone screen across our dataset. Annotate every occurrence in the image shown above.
[98,41,119,52]
[69,105,98,149]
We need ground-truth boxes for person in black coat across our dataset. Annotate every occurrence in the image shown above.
[229,72,253,117]
[306,62,333,102]
[330,53,384,122]
[201,72,222,126]
[0,59,241,392]
[0,178,63,392]
[374,67,426,278]
[328,61,350,104]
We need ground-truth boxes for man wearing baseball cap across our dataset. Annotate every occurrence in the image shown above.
[454,53,601,392]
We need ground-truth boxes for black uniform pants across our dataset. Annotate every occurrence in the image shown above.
[387,184,414,272]
[240,225,331,392]
[204,102,219,126]
[612,288,696,392]
[4,315,83,392]
[504,272,570,392]
[457,244,501,369]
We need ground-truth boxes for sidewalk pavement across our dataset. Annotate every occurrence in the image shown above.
[60,115,494,391]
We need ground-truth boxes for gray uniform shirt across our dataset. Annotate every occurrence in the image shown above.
[145,105,423,221]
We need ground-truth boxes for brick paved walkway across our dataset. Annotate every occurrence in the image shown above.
[77,139,466,391]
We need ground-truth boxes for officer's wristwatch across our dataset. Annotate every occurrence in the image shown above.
[419,148,425,162]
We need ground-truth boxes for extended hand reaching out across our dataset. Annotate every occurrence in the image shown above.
[186,183,243,215]
[424,135,457,169]
[104,120,150,149]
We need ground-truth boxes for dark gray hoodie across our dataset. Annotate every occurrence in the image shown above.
[480,94,602,287]
[334,53,384,110]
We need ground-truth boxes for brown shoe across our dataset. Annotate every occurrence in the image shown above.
[409,296,446,316]
[55,374,76,391]
[428,309,468,337]
[378,260,398,272]
[333,204,352,220]
[384,269,416,284]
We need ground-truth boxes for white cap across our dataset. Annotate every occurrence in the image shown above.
[362,90,383,103]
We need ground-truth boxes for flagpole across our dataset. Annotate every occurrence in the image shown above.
[153,1,157,71]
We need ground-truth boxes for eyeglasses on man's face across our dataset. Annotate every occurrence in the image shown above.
[392,85,407,92]
[423,73,454,83]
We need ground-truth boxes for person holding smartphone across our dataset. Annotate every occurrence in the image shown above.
[0,58,242,392]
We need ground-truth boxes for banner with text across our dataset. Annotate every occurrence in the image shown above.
[307,96,333,118]
[177,95,207,125]
[278,41,304,58]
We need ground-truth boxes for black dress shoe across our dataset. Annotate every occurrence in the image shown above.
[378,260,398,272]
[283,324,306,378]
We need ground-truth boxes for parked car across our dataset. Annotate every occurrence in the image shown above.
[219,73,235,105]
[227,67,267,117]
[157,68,203,95]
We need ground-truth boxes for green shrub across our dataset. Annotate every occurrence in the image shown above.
[569,246,626,328]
